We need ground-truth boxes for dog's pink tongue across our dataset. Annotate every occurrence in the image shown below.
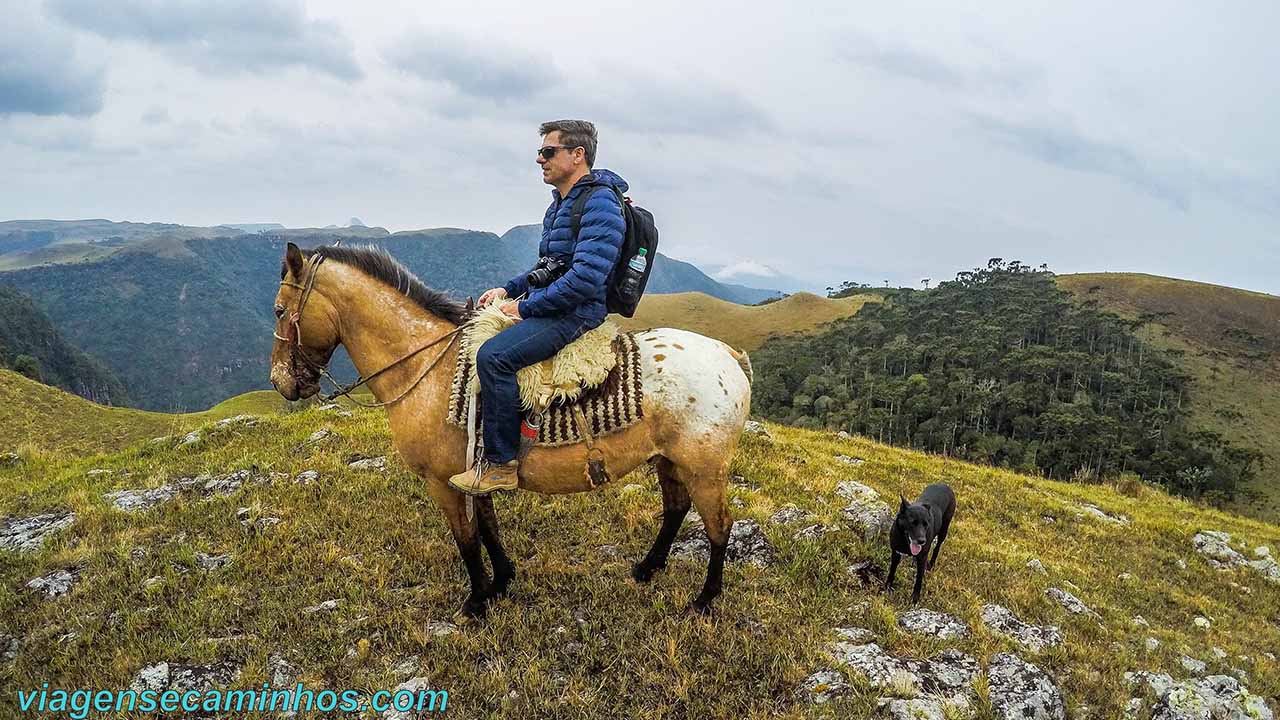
[909,542,923,556]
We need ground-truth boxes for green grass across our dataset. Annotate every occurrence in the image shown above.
[1059,273,1280,522]
[0,369,368,457]
[2,409,1276,718]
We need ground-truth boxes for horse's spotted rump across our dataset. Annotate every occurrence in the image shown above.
[652,343,668,348]
[673,343,684,350]
[653,354,666,362]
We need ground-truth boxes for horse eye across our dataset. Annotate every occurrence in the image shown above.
[274,304,285,319]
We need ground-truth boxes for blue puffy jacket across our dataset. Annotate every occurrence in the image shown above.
[505,169,627,327]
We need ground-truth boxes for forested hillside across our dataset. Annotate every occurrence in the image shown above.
[0,285,127,405]
[752,261,1261,503]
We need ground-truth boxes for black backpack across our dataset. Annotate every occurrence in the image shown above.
[570,185,658,318]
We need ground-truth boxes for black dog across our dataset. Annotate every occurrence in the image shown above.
[884,483,956,604]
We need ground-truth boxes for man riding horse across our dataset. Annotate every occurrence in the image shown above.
[448,119,628,496]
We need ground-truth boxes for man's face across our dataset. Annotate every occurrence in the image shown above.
[537,130,583,186]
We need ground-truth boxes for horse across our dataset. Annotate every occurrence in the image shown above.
[269,242,753,619]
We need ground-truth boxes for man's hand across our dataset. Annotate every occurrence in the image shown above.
[479,287,507,307]
[499,300,522,320]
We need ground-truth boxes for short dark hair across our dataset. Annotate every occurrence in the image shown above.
[539,119,597,168]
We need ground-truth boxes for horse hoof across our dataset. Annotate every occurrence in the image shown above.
[453,598,488,623]
[684,600,712,617]
[632,563,656,583]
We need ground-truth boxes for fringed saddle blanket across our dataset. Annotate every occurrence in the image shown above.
[446,307,645,448]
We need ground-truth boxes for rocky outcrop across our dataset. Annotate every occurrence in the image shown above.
[1,511,76,553]
[26,566,82,598]
[671,519,775,567]
[896,608,970,640]
[1045,587,1100,620]
[1126,671,1273,720]
[835,480,893,542]
[987,653,1066,720]
[1192,530,1280,584]
[130,660,241,696]
[828,642,978,704]
[980,604,1063,652]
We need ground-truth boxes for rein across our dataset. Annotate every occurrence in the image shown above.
[275,252,464,408]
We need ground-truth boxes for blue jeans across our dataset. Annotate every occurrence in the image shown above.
[476,313,590,463]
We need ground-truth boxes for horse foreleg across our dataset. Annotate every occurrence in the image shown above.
[633,457,691,583]
[683,464,732,615]
[428,480,494,621]
[474,495,516,598]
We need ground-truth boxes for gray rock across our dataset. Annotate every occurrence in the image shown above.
[85,468,113,477]
[0,451,19,467]
[1132,615,1150,628]
[987,653,1066,720]
[1145,637,1160,652]
[306,428,336,444]
[105,485,179,512]
[348,456,388,472]
[837,430,852,439]
[390,655,420,679]
[382,677,446,719]
[294,470,320,484]
[1245,555,1280,584]
[302,599,342,614]
[1125,671,1175,697]
[26,567,81,598]
[980,604,1063,652]
[793,523,833,541]
[1045,587,1100,619]
[1179,655,1207,675]
[828,642,978,703]
[897,608,970,640]
[130,660,241,695]
[799,668,848,704]
[214,414,260,429]
[1211,647,1227,660]
[1193,531,1245,568]
[1130,673,1273,720]
[742,420,772,439]
[671,519,774,568]
[1,634,19,663]
[769,504,815,526]
[835,454,865,466]
[203,469,264,496]
[1193,616,1211,629]
[195,552,232,570]
[1077,503,1130,526]
[1027,558,1047,574]
[835,480,880,503]
[268,653,301,716]
[179,430,202,446]
[878,698,946,720]
[142,576,163,590]
[834,627,875,643]
[841,499,893,543]
[425,621,458,637]
[236,507,280,534]
[1,511,76,553]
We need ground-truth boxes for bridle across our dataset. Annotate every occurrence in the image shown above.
[274,252,464,408]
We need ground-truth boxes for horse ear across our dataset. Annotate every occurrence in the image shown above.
[285,242,304,278]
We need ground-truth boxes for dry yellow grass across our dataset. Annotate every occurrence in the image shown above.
[615,291,880,351]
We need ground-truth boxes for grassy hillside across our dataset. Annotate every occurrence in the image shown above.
[2,408,1275,717]
[0,369,366,456]
[616,291,880,351]
[1059,273,1280,521]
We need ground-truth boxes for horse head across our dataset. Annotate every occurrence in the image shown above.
[270,242,341,401]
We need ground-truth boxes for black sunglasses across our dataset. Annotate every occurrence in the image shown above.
[538,144,580,160]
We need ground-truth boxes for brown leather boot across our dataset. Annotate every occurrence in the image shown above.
[448,457,520,496]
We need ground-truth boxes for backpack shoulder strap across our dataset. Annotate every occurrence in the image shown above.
[569,185,600,242]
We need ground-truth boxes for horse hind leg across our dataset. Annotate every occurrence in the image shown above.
[679,460,733,615]
[475,495,516,597]
[633,456,691,583]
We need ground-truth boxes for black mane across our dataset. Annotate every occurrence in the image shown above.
[285,244,470,325]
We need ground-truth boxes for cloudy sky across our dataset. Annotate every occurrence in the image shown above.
[3,1,1277,294]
